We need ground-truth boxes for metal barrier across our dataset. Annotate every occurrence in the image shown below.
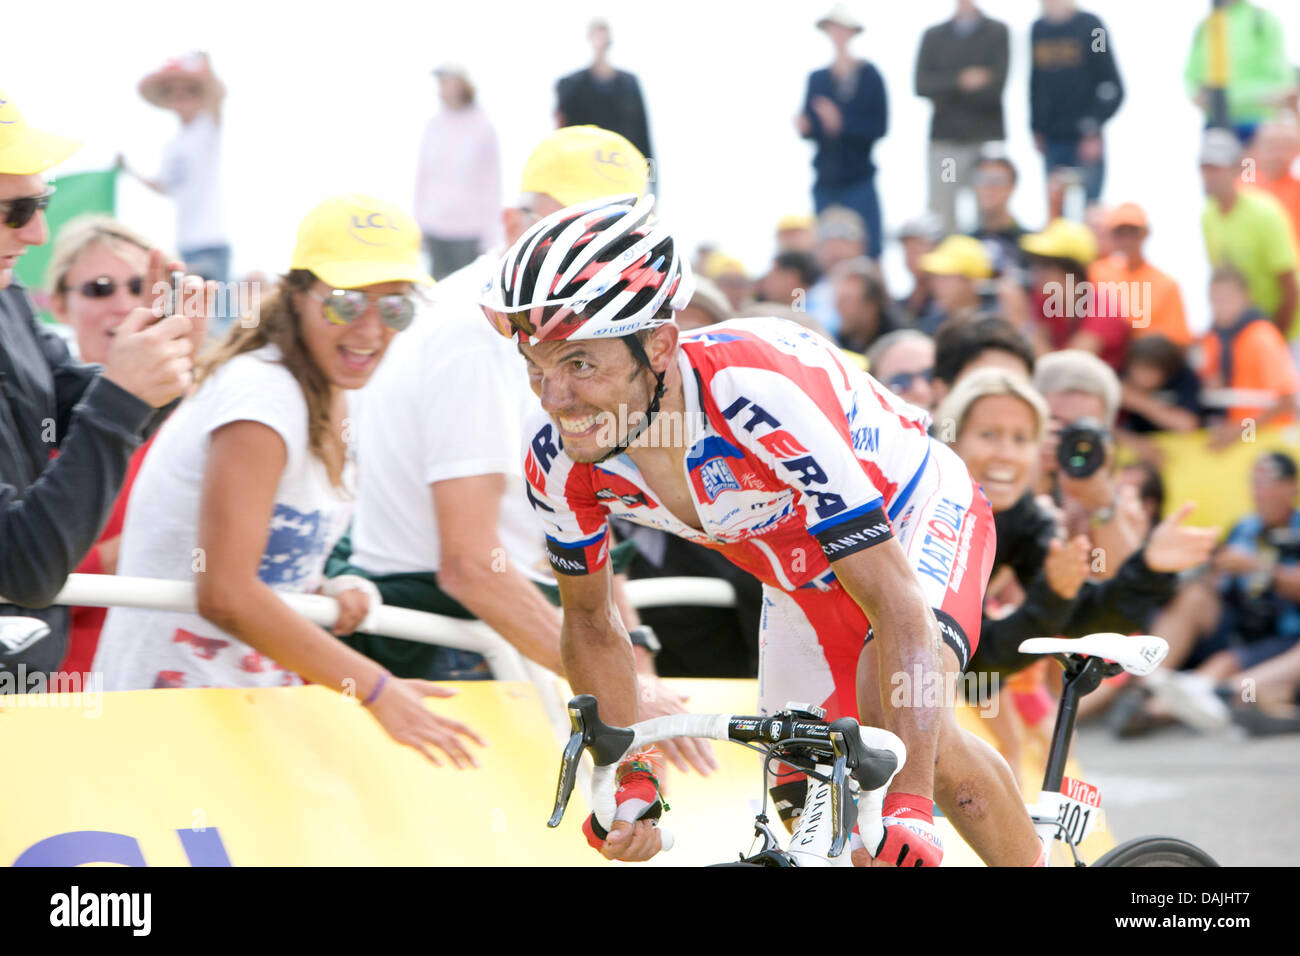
[4,573,740,738]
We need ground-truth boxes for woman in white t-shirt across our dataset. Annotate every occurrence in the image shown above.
[95,194,484,767]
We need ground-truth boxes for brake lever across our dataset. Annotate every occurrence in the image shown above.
[547,726,587,828]
[828,729,855,858]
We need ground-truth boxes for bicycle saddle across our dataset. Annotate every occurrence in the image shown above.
[1018,633,1168,677]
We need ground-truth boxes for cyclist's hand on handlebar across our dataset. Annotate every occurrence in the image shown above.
[368,679,487,769]
[596,819,664,862]
[854,793,944,868]
[636,676,719,776]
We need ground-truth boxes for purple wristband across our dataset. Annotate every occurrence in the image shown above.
[363,672,389,707]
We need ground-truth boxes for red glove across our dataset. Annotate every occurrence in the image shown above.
[871,793,944,867]
[583,764,663,851]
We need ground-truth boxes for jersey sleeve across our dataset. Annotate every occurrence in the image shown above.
[521,413,611,576]
[705,361,894,562]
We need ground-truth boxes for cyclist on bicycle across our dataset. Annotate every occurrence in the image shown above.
[481,194,1041,866]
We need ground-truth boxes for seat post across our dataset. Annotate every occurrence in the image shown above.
[1040,656,1109,793]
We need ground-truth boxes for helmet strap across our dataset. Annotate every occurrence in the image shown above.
[592,333,666,464]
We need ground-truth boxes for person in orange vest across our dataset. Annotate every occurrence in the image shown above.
[1088,202,1191,346]
[1199,266,1299,448]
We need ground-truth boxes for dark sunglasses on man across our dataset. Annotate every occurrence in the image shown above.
[884,368,933,394]
[1,188,55,229]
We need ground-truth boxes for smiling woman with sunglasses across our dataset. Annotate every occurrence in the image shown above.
[46,215,160,363]
[94,195,485,768]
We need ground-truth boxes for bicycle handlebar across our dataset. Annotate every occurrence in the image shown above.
[548,695,907,861]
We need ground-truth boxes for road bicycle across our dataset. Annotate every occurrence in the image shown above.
[548,632,1219,866]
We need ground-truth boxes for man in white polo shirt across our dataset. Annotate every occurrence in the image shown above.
[336,126,714,772]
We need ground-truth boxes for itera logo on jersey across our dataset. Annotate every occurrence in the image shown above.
[916,498,966,587]
[721,397,846,520]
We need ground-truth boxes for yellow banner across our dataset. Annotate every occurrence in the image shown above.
[1127,424,1300,532]
[1,678,1111,866]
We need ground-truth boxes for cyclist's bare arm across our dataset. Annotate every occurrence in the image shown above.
[556,563,639,727]
[831,538,943,801]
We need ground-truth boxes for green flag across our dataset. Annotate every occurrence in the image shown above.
[15,168,118,321]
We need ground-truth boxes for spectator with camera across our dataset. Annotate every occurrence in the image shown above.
[937,366,1216,691]
[1,91,204,680]
[1033,349,1146,574]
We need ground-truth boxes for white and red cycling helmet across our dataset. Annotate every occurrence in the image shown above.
[481,192,694,344]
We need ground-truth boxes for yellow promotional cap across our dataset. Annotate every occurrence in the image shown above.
[1020,218,1099,266]
[0,91,81,175]
[919,235,994,279]
[519,126,649,207]
[290,194,433,289]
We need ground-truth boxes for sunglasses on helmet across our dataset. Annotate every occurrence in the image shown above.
[2,189,55,230]
[309,286,416,332]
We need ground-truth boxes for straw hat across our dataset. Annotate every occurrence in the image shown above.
[138,52,223,109]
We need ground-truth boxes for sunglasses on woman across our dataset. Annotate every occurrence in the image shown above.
[1,189,55,230]
[71,276,146,298]
[309,287,416,332]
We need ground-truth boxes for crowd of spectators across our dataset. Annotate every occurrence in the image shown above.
[2,1,1300,781]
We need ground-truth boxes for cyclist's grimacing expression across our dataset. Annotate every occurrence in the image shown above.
[518,335,662,464]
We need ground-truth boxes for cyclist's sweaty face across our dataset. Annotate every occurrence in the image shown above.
[518,336,653,463]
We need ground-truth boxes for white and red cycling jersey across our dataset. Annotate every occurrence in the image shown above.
[525,318,941,584]
[524,317,995,715]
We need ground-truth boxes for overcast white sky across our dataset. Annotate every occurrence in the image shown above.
[8,0,1300,332]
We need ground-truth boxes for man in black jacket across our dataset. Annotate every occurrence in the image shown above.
[554,20,653,165]
[0,90,201,680]
[915,0,1009,234]
[1030,0,1124,209]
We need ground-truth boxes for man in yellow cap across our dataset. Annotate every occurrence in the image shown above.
[918,234,994,335]
[1,90,204,679]
[1021,217,1131,371]
[334,126,713,773]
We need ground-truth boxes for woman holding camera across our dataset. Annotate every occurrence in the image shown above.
[938,367,1218,684]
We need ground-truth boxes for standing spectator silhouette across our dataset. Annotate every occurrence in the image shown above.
[915,0,1009,234]
[555,20,653,165]
[414,65,501,281]
[120,53,230,285]
[797,4,888,259]
[1029,0,1124,211]
[1185,0,1295,143]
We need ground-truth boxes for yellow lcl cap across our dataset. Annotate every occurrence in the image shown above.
[920,235,994,279]
[290,194,434,289]
[0,90,81,175]
[519,126,649,207]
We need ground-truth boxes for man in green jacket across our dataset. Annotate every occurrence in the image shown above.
[1185,0,1296,143]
